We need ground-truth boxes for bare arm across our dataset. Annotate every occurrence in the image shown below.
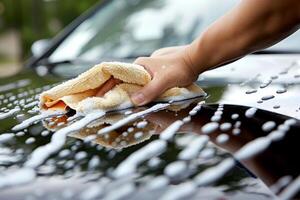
[132,0,300,105]
[188,0,300,74]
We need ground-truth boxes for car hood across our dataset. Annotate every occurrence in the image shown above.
[0,54,299,199]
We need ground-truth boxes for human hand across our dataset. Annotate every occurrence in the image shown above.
[131,45,198,105]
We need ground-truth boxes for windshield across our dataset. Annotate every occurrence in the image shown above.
[48,0,300,63]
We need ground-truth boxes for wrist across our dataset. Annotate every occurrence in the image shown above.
[182,44,199,80]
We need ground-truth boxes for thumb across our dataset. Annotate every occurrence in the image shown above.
[131,77,169,106]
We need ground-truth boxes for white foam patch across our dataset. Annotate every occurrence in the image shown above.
[0,108,20,120]
[25,111,105,168]
[195,158,235,186]
[160,181,197,200]
[159,120,184,141]
[279,176,300,200]
[195,118,295,185]
[114,140,167,178]
[12,111,64,131]
[178,135,209,160]
[0,133,15,144]
[201,122,219,134]
[262,121,276,132]
[98,103,169,135]
[0,168,36,188]
[164,161,187,178]
[245,107,257,118]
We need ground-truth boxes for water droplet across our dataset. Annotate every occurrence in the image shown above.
[276,88,287,94]
[245,89,257,94]
[220,123,232,131]
[25,137,36,144]
[261,95,275,101]
[273,105,280,109]
[231,114,239,120]
[201,122,219,134]
[245,107,257,118]
[216,134,229,144]
[262,121,276,132]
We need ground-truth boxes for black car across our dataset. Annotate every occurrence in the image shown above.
[0,0,300,199]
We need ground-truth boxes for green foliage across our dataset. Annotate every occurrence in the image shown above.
[0,0,100,59]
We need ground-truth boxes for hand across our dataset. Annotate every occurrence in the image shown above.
[131,45,198,105]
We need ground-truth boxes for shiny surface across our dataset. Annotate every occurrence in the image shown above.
[0,54,300,199]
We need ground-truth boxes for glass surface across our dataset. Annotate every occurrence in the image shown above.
[48,0,238,63]
[48,0,300,66]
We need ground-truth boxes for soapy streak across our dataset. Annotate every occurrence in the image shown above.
[12,111,65,131]
[25,111,106,168]
[98,103,170,135]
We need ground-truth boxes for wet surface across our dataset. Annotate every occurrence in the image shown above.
[0,54,300,199]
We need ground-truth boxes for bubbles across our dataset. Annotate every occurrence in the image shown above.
[245,89,257,94]
[278,176,300,200]
[0,133,15,144]
[273,105,280,109]
[41,130,50,136]
[235,137,271,160]
[12,111,65,131]
[178,135,209,160]
[260,79,272,88]
[201,122,219,134]
[160,181,197,200]
[136,121,148,129]
[195,158,235,186]
[276,88,287,94]
[245,107,257,118]
[75,151,88,161]
[231,114,239,120]
[0,108,20,120]
[134,131,143,139]
[160,120,184,141]
[114,140,167,178]
[270,175,293,194]
[0,168,36,188]
[189,102,201,116]
[79,185,103,200]
[261,95,275,101]
[88,156,101,169]
[145,176,169,190]
[211,115,221,122]
[262,121,276,132]
[183,116,191,123]
[98,103,169,135]
[25,137,36,145]
[220,123,232,131]
[164,161,187,178]
[147,157,162,169]
[25,111,106,168]
[216,134,229,144]
[232,128,241,135]
[59,149,71,158]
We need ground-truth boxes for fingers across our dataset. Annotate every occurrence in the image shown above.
[133,56,169,105]
[134,57,154,78]
[131,76,169,106]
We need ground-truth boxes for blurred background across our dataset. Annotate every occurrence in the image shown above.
[0,0,99,76]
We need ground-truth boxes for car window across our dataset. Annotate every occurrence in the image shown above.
[48,0,238,63]
[48,0,300,65]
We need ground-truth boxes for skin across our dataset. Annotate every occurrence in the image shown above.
[95,77,122,97]
[131,0,300,105]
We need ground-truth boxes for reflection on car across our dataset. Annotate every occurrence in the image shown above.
[0,0,300,199]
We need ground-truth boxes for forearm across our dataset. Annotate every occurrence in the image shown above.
[188,0,300,74]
